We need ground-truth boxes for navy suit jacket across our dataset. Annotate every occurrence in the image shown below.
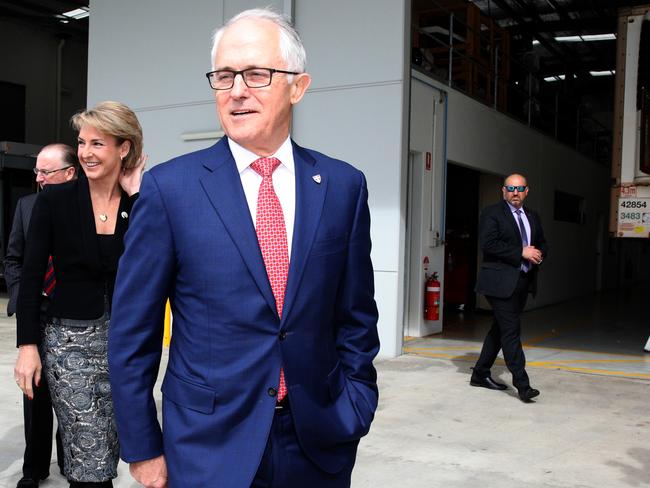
[108,138,380,487]
[475,200,548,298]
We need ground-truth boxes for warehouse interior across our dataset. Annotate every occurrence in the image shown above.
[407,0,650,359]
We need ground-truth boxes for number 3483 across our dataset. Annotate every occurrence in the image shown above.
[620,212,642,220]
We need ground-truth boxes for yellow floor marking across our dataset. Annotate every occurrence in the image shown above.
[406,348,649,364]
[523,330,565,346]
[523,344,649,358]
[404,345,482,351]
[522,320,587,347]
[404,350,650,379]
[406,337,649,359]
[532,358,650,364]
[403,351,501,364]
[527,362,650,380]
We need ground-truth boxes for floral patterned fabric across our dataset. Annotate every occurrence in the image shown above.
[41,313,118,482]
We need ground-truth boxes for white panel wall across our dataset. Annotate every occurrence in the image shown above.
[87,0,284,166]
[292,0,409,357]
[294,84,403,271]
[407,80,446,337]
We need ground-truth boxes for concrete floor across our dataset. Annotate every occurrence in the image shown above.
[1,289,649,488]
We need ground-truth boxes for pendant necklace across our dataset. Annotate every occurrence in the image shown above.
[99,213,108,222]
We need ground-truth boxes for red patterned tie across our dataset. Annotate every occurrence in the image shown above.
[251,157,288,401]
[42,256,56,296]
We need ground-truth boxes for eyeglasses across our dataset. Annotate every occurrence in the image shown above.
[504,185,527,192]
[206,67,300,90]
[33,166,72,176]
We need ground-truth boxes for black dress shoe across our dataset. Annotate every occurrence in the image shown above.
[518,387,540,402]
[470,375,508,390]
[16,478,39,488]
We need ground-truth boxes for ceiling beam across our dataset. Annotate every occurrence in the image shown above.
[509,17,616,35]
[489,0,593,79]
[489,1,574,62]
[541,0,602,62]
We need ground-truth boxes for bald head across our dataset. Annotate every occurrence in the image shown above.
[502,173,529,209]
[35,144,78,188]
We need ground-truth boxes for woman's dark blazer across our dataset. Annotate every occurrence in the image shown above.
[16,172,137,346]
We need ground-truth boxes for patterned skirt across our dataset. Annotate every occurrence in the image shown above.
[41,312,119,482]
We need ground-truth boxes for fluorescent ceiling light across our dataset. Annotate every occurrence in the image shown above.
[555,33,616,42]
[582,33,616,41]
[590,70,615,77]
[61,7,89,20]
[555,35,582,42]
[543,74,578,82]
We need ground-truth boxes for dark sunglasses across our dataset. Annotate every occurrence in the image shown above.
[504,185,527,192]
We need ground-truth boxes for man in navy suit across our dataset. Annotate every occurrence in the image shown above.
[471,173,547,403]
[109,8,379,488]
[6,144,77,488]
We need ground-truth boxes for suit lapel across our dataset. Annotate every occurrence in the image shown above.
[281,143,326,324]
[501,200,522,245]
[198,139,277,315]
[114,190,132,255]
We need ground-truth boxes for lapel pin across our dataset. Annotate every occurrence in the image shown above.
[312,174,321,184]
[121,211,129,219]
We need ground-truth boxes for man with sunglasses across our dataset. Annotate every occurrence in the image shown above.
[6,143,77,488]
[471,173,547,403]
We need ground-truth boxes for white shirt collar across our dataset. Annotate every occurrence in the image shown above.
[228,137,294,174]
[506,201,524,214]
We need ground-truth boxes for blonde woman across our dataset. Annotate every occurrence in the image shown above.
[14,101,145,487]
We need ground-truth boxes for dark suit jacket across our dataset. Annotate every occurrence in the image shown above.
[5,193,38,317]
[108,138,380,487]
[475,200,548,298]
[16,173,137,346]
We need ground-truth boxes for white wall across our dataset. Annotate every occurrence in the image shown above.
[88,0,286,166]
[406,79,446,337]
[412,71,611,310]
[292,0,409,357]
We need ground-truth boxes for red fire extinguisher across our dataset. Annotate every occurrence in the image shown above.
[424,272,441,321]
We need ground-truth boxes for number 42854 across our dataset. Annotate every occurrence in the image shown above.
[620,201,647,209]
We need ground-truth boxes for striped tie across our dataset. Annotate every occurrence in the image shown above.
[42,256,56,296]
[515,210,529,272]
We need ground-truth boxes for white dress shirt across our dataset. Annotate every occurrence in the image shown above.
[228,137,296,256]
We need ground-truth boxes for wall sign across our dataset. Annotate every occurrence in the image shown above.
[617,197,650,237]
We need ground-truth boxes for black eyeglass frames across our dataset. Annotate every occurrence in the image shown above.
[206,67,300,90]
[33,166,72,176]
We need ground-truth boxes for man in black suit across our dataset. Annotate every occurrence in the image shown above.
[470,173,547,403]
[5,143,77,488]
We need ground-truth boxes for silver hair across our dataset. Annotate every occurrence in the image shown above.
[210,8,306,72]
